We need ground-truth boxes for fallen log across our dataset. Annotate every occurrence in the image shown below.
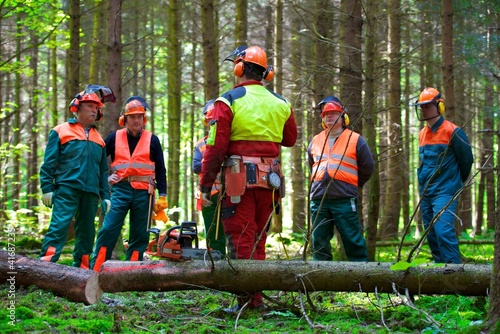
[376,240,495,247]
[0,250,102,305]
[99,259,491,296]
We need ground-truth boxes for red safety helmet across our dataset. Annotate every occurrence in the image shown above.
[321,101,343,118]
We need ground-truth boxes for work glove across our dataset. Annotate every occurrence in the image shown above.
[101,199,111,216]
[152,209,169,223]
[201,192,213,207]
[42,192,53,208]
[153,196,168,213]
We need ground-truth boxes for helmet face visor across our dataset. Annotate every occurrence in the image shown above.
[84,84,116,104]
[316,96,342,112]
[414,87,440,106]
[223,45,248,63]
[80,93,104,107]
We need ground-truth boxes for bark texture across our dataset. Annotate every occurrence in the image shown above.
[99,259,491,297]
[0,251,101,305]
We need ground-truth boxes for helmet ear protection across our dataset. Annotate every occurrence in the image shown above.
[436,96,445,114]
[233,61,245,77]
[263,65,274,81]
[343,112,350,126]
[69,94,82,113]
[95,108,103,121]
[233,62,274,81]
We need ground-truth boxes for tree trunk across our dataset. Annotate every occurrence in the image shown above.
[487,184,500,327]
[380,0,403,240]
[104,0,122,139]
[0,251,101,305]
[2,252,493,305]
[166,0,182,222]
[27,29,39,219]
[363,0,380,260]
[98,259,491,297]
[269,0,284,234]
[290,8,306,234]
[68,0,80,98]
[311,0,334,137]
[201,0,218,100]
[234,0,247,46]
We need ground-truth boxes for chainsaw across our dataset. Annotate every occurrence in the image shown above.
[146,221,223,261]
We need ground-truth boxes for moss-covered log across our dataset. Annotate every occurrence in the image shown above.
[99,259,491,296]
[0,251,101,305]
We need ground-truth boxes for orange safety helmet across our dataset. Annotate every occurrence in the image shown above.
[414,87,445,114]
[69,91,104,112]
[119,96,149,126]
[228,46,274,81]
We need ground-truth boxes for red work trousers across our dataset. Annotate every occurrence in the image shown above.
[223,187,278,307]
[223,188,278,261]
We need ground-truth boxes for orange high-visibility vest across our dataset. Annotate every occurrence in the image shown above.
[310,129,360,186]
[110,129,155,190]
[55,122,105,147]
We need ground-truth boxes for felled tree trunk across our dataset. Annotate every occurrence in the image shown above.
[99,259,491,297]
[0,251,101,305]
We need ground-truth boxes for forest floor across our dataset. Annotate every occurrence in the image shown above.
[0,230,497,333]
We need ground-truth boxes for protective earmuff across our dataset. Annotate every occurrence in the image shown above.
[263,66,274,81]
[118,114,147,127]
[343,112,350,126]
[437,100,445,114]
[69,95,82,113]
[202,116,209,127]
[233,61,245,77]
[96,108,103,122]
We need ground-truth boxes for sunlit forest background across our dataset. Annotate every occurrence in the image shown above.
[0,0,498,263]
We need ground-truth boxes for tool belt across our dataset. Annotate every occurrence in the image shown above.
[119,175,153,183]
[222,155,285,203]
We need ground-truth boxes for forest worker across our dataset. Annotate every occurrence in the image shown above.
[192,99,226,256]
[200,45,297,312]
[91,96,168,272]
[307,96,374,262]
[414,87,473,264]
[39,84,115,268]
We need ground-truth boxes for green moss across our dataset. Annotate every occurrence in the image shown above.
[16,306,34,319]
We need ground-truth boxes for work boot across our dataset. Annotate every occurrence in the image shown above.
[223,303,264,314]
